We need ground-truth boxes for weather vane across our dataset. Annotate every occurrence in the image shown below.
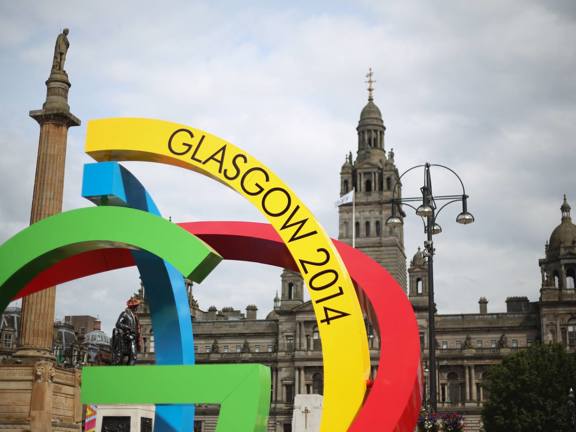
[365,68,375,101]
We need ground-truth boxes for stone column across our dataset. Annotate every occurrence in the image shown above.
[15,61,80,361]
[464,365,470,402]
[470,365,476,402]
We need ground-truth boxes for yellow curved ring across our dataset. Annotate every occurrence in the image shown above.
[85,118,370,431]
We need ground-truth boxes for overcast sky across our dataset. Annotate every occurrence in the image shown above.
[1,0,575,334]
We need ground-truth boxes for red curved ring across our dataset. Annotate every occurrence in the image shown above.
[17,221,421,431]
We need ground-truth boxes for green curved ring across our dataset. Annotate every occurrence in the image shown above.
[0,206,221,313]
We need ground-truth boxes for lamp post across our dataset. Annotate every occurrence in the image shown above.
[386,162,474,413]
[569,388,576,431]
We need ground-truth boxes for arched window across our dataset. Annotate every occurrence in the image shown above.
[343,179,349,194]
[375,221,381,236]
[365,179,372,193]
[365,221,370,237]
[386,177,392,191]
[567,268,575,289]
[343,221,349,238]
[312,372,323,395]
[355,222,360,237]
[554,272,560,288]
[568,319,576,347]
[417,278,423,295]
[288,282,294,300]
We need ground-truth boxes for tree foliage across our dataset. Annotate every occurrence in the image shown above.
[482,343,576,432]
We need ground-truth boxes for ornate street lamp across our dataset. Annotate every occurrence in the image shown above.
[386,162,474,413]
[569,388,576,431]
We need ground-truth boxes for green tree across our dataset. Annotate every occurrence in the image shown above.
[482,343,576,431]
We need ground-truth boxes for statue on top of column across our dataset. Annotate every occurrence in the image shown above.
[52,28,70,73]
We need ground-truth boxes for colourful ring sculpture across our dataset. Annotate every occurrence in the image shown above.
[84,117,371,430]
[1,117,422,430]
[14,221,421,431]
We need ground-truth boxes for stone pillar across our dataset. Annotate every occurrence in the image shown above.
[464,365,470,402]
[295,368,299,396]
[15,64,80,361]
[470,365,476,402]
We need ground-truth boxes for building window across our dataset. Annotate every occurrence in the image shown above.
[268,344,273,352]
[447,372,462,405]
[386,177,392,191]
[343,179,349,194]
[206,345,211,353]
[2,333,12,349]
[194,345,198,352]
[236,344,242,353]
[313,327,321,350]
[567,268,576,289]
[455,341,462,350]
[527,338,534,346]
[288,282,294,300]
[312,373,323,395]
[343,221,349,238]
[365,179,372,193]
[441,341,448,350]
[365,221,370,237]
[375,220,381,236]
[223,345,229,353]
[419,332,425,350]
[306,384,312,394]
[194,420,203,432]
[491,340,497,348]
[254,345,260,352]
[286,335,294,352]
[416,279,423,295]
[285,384,294,403]
[511,339,518,348]
[476,340,483,348]
[554,272,560,288]
[283,424,291,432]
[568,320,576,347]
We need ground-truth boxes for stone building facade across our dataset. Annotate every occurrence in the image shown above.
[130,87,576,432]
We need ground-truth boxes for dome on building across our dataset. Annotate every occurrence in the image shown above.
[548,195,576,257]
[358,100,384,128]
[341,152,353,170]
[411,247,426,267]
[84,330,110,346]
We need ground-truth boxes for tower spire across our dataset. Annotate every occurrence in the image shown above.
[561,194,572,222]
[365,68,375,102]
